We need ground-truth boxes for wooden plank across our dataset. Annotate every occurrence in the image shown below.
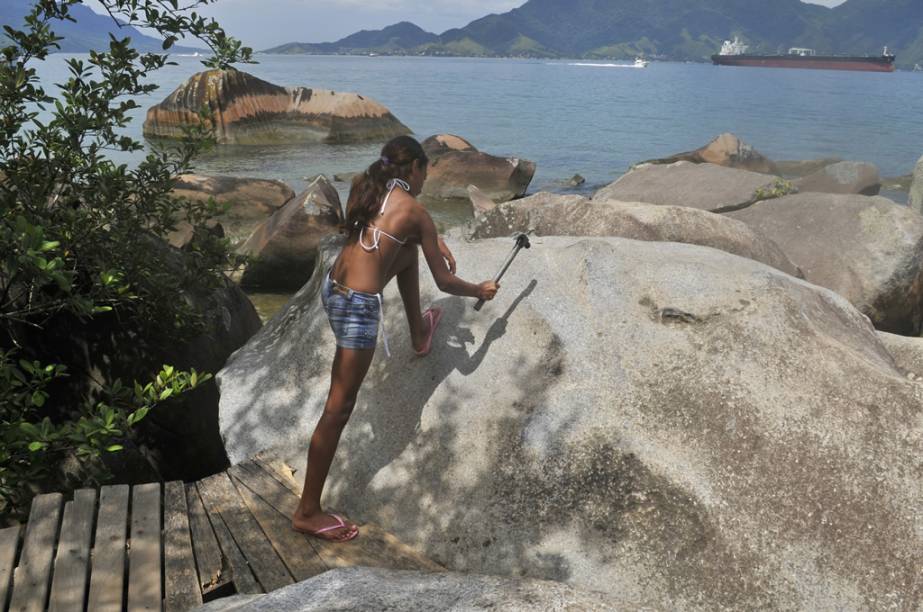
[128,483,162,611]
[227,468,328,582]
[0,525,22,611]
[196,473,292,593]
[183,484,228,596]
[48,489,97,612]
[230,462,300,518]
[251,455,301,497]
[233,462,442,573]
[9,492,63,612]
[189,484,260,596]
[87,484,130,612]
[164,482,203,612]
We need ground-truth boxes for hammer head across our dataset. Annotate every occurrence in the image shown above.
[514,232,531,249]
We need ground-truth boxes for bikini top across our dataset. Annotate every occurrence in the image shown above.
[359,178,410,252]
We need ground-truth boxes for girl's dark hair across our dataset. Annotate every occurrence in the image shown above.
[345,135,428,233]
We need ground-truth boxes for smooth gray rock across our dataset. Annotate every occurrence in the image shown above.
[793,161,881,196]
[876,331,923,380]
[466,192,801,277]
[193,567,627,611]
[910,155,923,213]
[217,236,923,610]
[728,192,923,334]
[776,158,842,178]
[593,161,778,213]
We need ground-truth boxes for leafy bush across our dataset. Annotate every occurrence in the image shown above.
[753,178,797,201]
[0,0,251,518]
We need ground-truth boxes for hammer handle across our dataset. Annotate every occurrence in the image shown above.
[474,244,522,311]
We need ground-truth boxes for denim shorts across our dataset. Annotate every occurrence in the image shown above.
[322,273,381,351]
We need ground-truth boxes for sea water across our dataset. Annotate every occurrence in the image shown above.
[31,53,923,196]
[29,53,923,316]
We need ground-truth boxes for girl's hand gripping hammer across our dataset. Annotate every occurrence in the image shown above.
[474,232,531,311]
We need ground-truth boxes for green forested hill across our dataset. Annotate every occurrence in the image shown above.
[263,0,923,68]
[0,0,200,53]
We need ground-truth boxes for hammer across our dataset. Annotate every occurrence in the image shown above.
[474,232,531,311]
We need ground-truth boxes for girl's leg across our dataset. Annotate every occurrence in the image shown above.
[293,345,375,539]
[388,244,429,352]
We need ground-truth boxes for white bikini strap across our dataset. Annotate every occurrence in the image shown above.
[380,178,410,215]
[358,226,381,252]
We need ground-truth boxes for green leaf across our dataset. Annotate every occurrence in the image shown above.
[28,441,46,452]
[105,445,124,452]
[31,391,46,408]
[159,387,173,401]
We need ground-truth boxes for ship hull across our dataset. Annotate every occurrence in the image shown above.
[711,54,895,72]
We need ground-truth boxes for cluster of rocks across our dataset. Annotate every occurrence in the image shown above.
[146,70,541,291]
[214,132,923,609]
[145,70,923,607]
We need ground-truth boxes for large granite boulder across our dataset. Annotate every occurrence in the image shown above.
[910,155,923,213]
[144,69,411,145]
[421,134,535,202]
[467,192,800,277]
[237,176,342,291]
[593,161,780,213]
[876,331,923,380]
[639,132,780,175]
[728,193,923,334]
[149,276,261,479]
[193,567,628,611]
[217,236,922,610]
[793,161,881,196]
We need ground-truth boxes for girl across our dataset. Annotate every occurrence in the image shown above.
[293,136,500,541]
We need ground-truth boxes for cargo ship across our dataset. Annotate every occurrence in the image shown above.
[712,38,895,72]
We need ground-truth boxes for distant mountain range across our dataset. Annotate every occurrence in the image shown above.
[264,0,923,69]
[0,0,199,54]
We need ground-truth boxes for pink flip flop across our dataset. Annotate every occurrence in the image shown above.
[295,513,359,542]
[415,307,444,357]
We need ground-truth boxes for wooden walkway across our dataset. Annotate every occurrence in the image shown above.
[0,456,441,611]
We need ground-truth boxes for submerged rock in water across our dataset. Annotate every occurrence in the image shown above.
[237,176,342,291]
[594,161,778,213]
[144,69,411,145]
[910,155,923,213]
[793,160,881,196]
[467,191,800,277]
[192,567,628,611]
[218,236,922,610]
[421,134,535,202]
[640,133,780,175]
[728,192,923,334]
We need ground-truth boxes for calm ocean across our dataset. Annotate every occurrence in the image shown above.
[29,53,923,315]
[34,53,923,201]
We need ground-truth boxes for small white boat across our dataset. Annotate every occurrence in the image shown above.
[634,57,649,68]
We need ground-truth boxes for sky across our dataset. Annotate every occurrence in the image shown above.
[83,0,849,51]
